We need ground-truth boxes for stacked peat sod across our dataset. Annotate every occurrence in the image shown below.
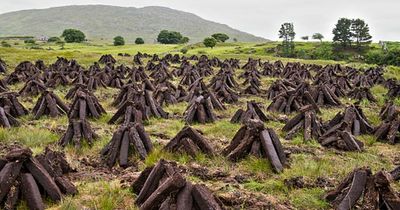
[0,58,6,73]
[318,105,369,151]
[178,63,201,86]
[223,119,287,173]
[379,101,399,121]
[45,70,70,88]
[164,126,214,157]
[58,119,99,148]
[132,159,224,210]
[58,89,103,148]
[6,61,40,85]
[267,82,321,114]
[0,92,29,117]
[184,94,217,124]
[240,61,263,95]
[68,90,106,120]
[154,80,181,106]
[65,83,90,100]
[32,90,70,119]
[129,66,148,83]
[87,73,108,91]
[0,146,77,210]
[231,100,273,124]
[282,105,325,141]
[319,124,364,152]
[133,54,143,65]
[208,68,239,103]
[280,63,313,81]
[310,84,342,106]
[347,87,377,102]
[98,54,116,64]
[108,101,149,124]
[323,104,374,136]
[0,79,8,93]
[19,78,47,97]
[0,92,28,127]
[387,83,400,98]
[111,84,169,121]
[391,166,400,181]
[185,78,225,111]
[101,123,153,168]
[265,79,297,100]
[261,61,281,77]
[108,71,124,88]
[0,106,20,128]
[374,113,400,144]
[325,167,400,209]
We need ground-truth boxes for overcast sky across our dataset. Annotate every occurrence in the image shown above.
[1,0,399,41]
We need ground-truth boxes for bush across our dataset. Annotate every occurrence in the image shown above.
[1,41,11,48]
[24,39,36,44]
[365,49,400,66]
[157,30,183,44]
[113,36,125,46]
[180,48,188,54]
[61,29,86,43]
[212,33,229,42]
[48,37,61,42]
[203,37,217,48]
[135,37,144,44]
[310,43,333,60]
[180,37,190,44]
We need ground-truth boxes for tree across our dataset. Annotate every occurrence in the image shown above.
[301,36,309,41]
[351,18,372,48]
[312,33,324,42]
[332,18,353,48]
[113,36,125,46]
[135,37,144,44]
[212,33,230,42]
[61,29,86,43]
[157,30,183,44]
[203,37,217,48]
[278,23,296,57]
[233,38,238,42]
[48,37,61,43]
[180,37,190,44]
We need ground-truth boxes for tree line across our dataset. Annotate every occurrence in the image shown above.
[53,29,232,48]
[278,18,373,57]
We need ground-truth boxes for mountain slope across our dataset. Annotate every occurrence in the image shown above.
[0,5,267,43]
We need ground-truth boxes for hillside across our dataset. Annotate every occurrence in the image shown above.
[0,5,267,43]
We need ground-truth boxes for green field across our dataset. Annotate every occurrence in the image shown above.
[0,41,400,210]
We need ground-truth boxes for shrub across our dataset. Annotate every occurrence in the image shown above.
[48,37,61,42]
[180,48,188,54]
[1,41,11,48]
[310,43,333,60]
[212,33,229,42]
[24,39,36,44]
[61,29,86,43]
[180,37,190,44]
[365,49,400,66]
[203,37,217,48]
[135,37,144,44]
[157,30,183,44]
[113,36,125,46]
